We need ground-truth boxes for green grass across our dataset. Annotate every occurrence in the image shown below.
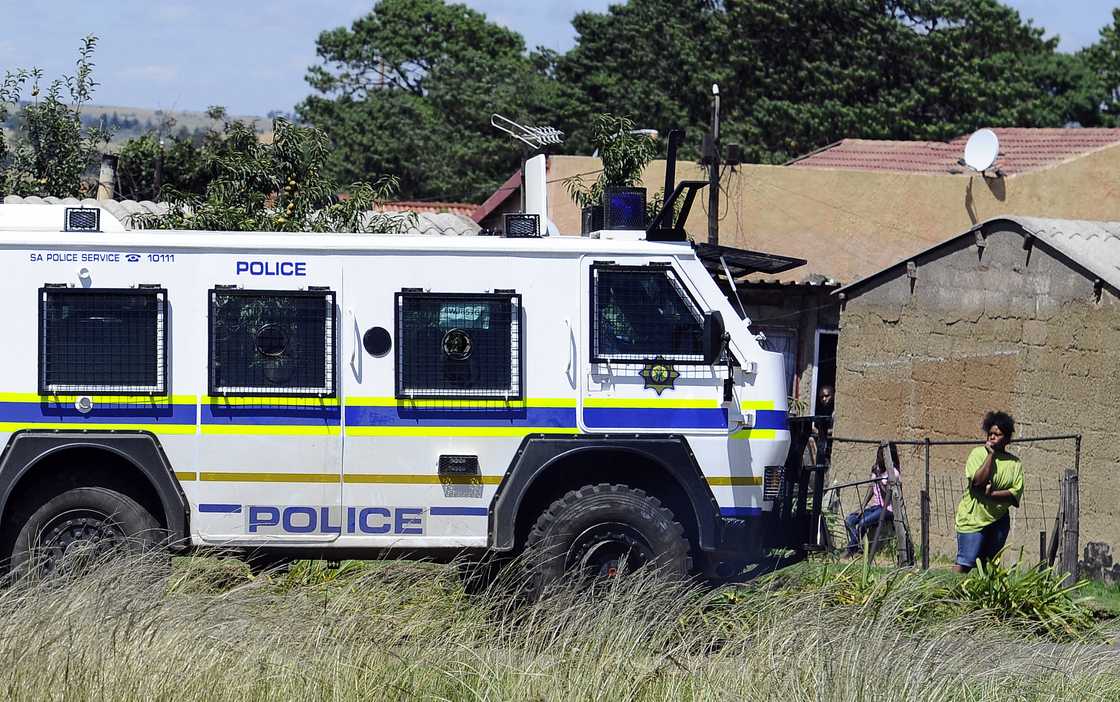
[0,554,1116,700]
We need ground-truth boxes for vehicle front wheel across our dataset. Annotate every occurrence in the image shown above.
[525,483,691,586]
[10,487,164,579]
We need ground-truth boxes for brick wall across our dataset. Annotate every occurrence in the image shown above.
[835,222,1120,559]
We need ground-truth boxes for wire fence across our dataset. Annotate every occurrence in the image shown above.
[825,433,1080,570]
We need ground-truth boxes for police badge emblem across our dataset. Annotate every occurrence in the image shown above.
[640,356,679,395]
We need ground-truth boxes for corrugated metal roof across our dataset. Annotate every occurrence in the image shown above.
[787,129,1120,175]
[1013,216,1120,289]
[1,195,480,236]
[837,215,1120,297]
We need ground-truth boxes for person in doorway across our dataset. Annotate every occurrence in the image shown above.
[844,450,896,556]
[817,385,835,417]
[953,411,1024,573]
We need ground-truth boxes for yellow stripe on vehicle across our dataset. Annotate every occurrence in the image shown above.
[345,396,577,408]
[730,429,779,440]
[202,395,340,407]
[344,473,503,485]
[739,400,777,410]
[199,471,341,483]
[345,426,579,438]
[200,425,341,436]
[582,398,721,409]
[0,422,197,435]
[706,476,764,486]
[175,471,198,481]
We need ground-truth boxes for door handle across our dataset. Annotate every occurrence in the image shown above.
[563,318,576,388]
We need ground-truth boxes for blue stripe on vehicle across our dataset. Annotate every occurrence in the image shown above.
[202,405,341,426]
[199,503,242,514]
[582,406,728,429]
[754,410,789,431]
[0,401,197,424]
[429,506,489,517]
[719,506,762,517]
[345,405,576,428]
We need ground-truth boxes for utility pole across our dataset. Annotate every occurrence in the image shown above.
[707,83,720,247]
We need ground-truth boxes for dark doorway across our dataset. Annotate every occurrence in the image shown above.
[813,330,838,415]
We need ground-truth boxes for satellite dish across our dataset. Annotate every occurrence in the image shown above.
[963,129,999,172]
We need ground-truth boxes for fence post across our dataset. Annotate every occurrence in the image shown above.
[922,437,931,570]
[920,489,930,570]
[1060,468,1080,585]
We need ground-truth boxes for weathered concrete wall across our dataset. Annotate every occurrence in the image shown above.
[537,145,1120,283]
[834,222,1120,558]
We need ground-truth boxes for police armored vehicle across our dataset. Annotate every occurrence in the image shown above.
[0,155,818,581]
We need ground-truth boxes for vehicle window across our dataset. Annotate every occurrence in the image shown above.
[39,287,168,394]
[396,291,521,399]
[209,289,335,396]
[591,265,704,363]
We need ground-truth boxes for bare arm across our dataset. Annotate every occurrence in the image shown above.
[971,447,997,487]
[985,486,1019,506]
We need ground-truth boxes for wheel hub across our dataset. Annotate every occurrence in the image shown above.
[36,511,124,575]
[566,522,654,578]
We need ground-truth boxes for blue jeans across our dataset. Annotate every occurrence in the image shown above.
[956,514,1011,569]
[845,506,887,552]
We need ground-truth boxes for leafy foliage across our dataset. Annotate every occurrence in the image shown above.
[562,113,660,209]
[298,0,571,203]
[1082,8,1120,126]
[950,556,1095,639]
[134,117,407,233]
[303,0,1115,199]
[0,35,110,198]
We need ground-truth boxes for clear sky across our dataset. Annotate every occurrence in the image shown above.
[0,0,1115,116]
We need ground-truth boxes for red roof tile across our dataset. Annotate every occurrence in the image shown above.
[376,200,478,217]
[787,128,1120,175]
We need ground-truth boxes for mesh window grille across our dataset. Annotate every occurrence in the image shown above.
[396,292,522,400]
[591,264,705,363]
[209,289,335,396]
[39,287,167,395]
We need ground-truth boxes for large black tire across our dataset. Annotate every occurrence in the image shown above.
[10,487,164,578]
[525,483,691,586]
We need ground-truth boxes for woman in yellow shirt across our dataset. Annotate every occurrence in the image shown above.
[953,411,1024,573]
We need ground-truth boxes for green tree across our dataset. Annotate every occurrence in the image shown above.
[0,35,110,197]
[559,0,1106,164]
[556,0,727,158]
[298,0,570,202]
[1082,8,1120,126]
[135,117,407,233]
[563,113,660,208]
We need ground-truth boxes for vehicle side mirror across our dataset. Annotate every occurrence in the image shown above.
[702,311,725,365]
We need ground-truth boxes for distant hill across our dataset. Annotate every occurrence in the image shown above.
[2,103,274,146]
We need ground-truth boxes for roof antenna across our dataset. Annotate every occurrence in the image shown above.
[491,114,563,207]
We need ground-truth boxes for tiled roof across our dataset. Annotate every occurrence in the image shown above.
[2,195,480,236]
[787,129,1120,175]
[837,216,1120,297]
[376,200,478,218]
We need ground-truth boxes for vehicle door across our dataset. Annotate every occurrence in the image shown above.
[578,257,731,439]
[194,256,343,543]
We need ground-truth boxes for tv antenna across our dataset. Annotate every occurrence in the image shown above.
[491,114,563,150]
[491,114,563,212]
[961,128,1000,174]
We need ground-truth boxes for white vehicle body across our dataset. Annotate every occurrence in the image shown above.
[0,203,791,566]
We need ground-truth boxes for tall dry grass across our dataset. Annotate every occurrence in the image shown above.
[0,555,1115,701]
